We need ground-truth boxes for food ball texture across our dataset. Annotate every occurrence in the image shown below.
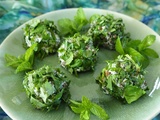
[23,19,61,58]
[23,65,70,111]
[97,54,148,104]
[88,14,130,50]
[58,33,98,75]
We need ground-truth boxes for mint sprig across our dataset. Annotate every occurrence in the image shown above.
[70,96,109,120]
[58,8,88,36]
[115,35,159,68]
[5,43,37,73]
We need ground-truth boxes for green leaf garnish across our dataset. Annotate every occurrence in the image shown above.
[16,61,32,73]
[58,8,88,36]
[124,85,146,104]
[5,54,24,68]
[70,96,109,120]
[57,18,75,36]
[115,35,159,68]
[138,35,156,51]
[141,48,159,58]
[5,43,37,73]
[115,37,124,55]
[127,47,145,64]
[74,7,88,31]
[90,103,109,120]
[125,40,141,49]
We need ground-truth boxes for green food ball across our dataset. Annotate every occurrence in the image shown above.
[58,33,98,75]
[23,19,61,58]
[88,14,130,50]
[96,54,148,104]
[23,65,70,111]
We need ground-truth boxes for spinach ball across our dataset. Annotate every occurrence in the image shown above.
[58,33,98,75]
[96,54,148,104]
[23,19,61,58]
[23,65,70,111]
[88,14,130,50]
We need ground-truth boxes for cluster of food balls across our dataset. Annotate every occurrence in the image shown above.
[22,14,147,111]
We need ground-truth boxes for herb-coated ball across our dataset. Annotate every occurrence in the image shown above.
[96,54,148,104]
[23,65,70,111]
[58,33,98,75]
[23,19,61,58]
[88,14,130,50]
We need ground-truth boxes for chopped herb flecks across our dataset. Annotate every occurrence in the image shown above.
[96,54,148,104]
[23,65,70,111]
[58,33,98,75]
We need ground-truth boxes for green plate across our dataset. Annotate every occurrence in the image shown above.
[0,8,160,120]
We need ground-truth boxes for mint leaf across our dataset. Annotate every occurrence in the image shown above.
[57,18,75,36]
[5,44,36,73]
[126,40,141,49]
[141,48,159,58]
[124,85,146,104]
[80,110,90,120]
[5,54,24,68]
[141,56,150,69]
[115,37,124,54]
[57,8,88,36]
[16,61,32,73]
[65,52,73,65]
[70,99,82,106]
[70,106,83,114]
[82,96,91,105]
[128,47,145,65]
[138,35,156,51]
[74,7,88,32]
[91,103,109,120]
[25,43,37,65]
[70,99,84,114]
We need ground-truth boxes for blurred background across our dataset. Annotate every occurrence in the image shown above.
[0,0,160,120]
